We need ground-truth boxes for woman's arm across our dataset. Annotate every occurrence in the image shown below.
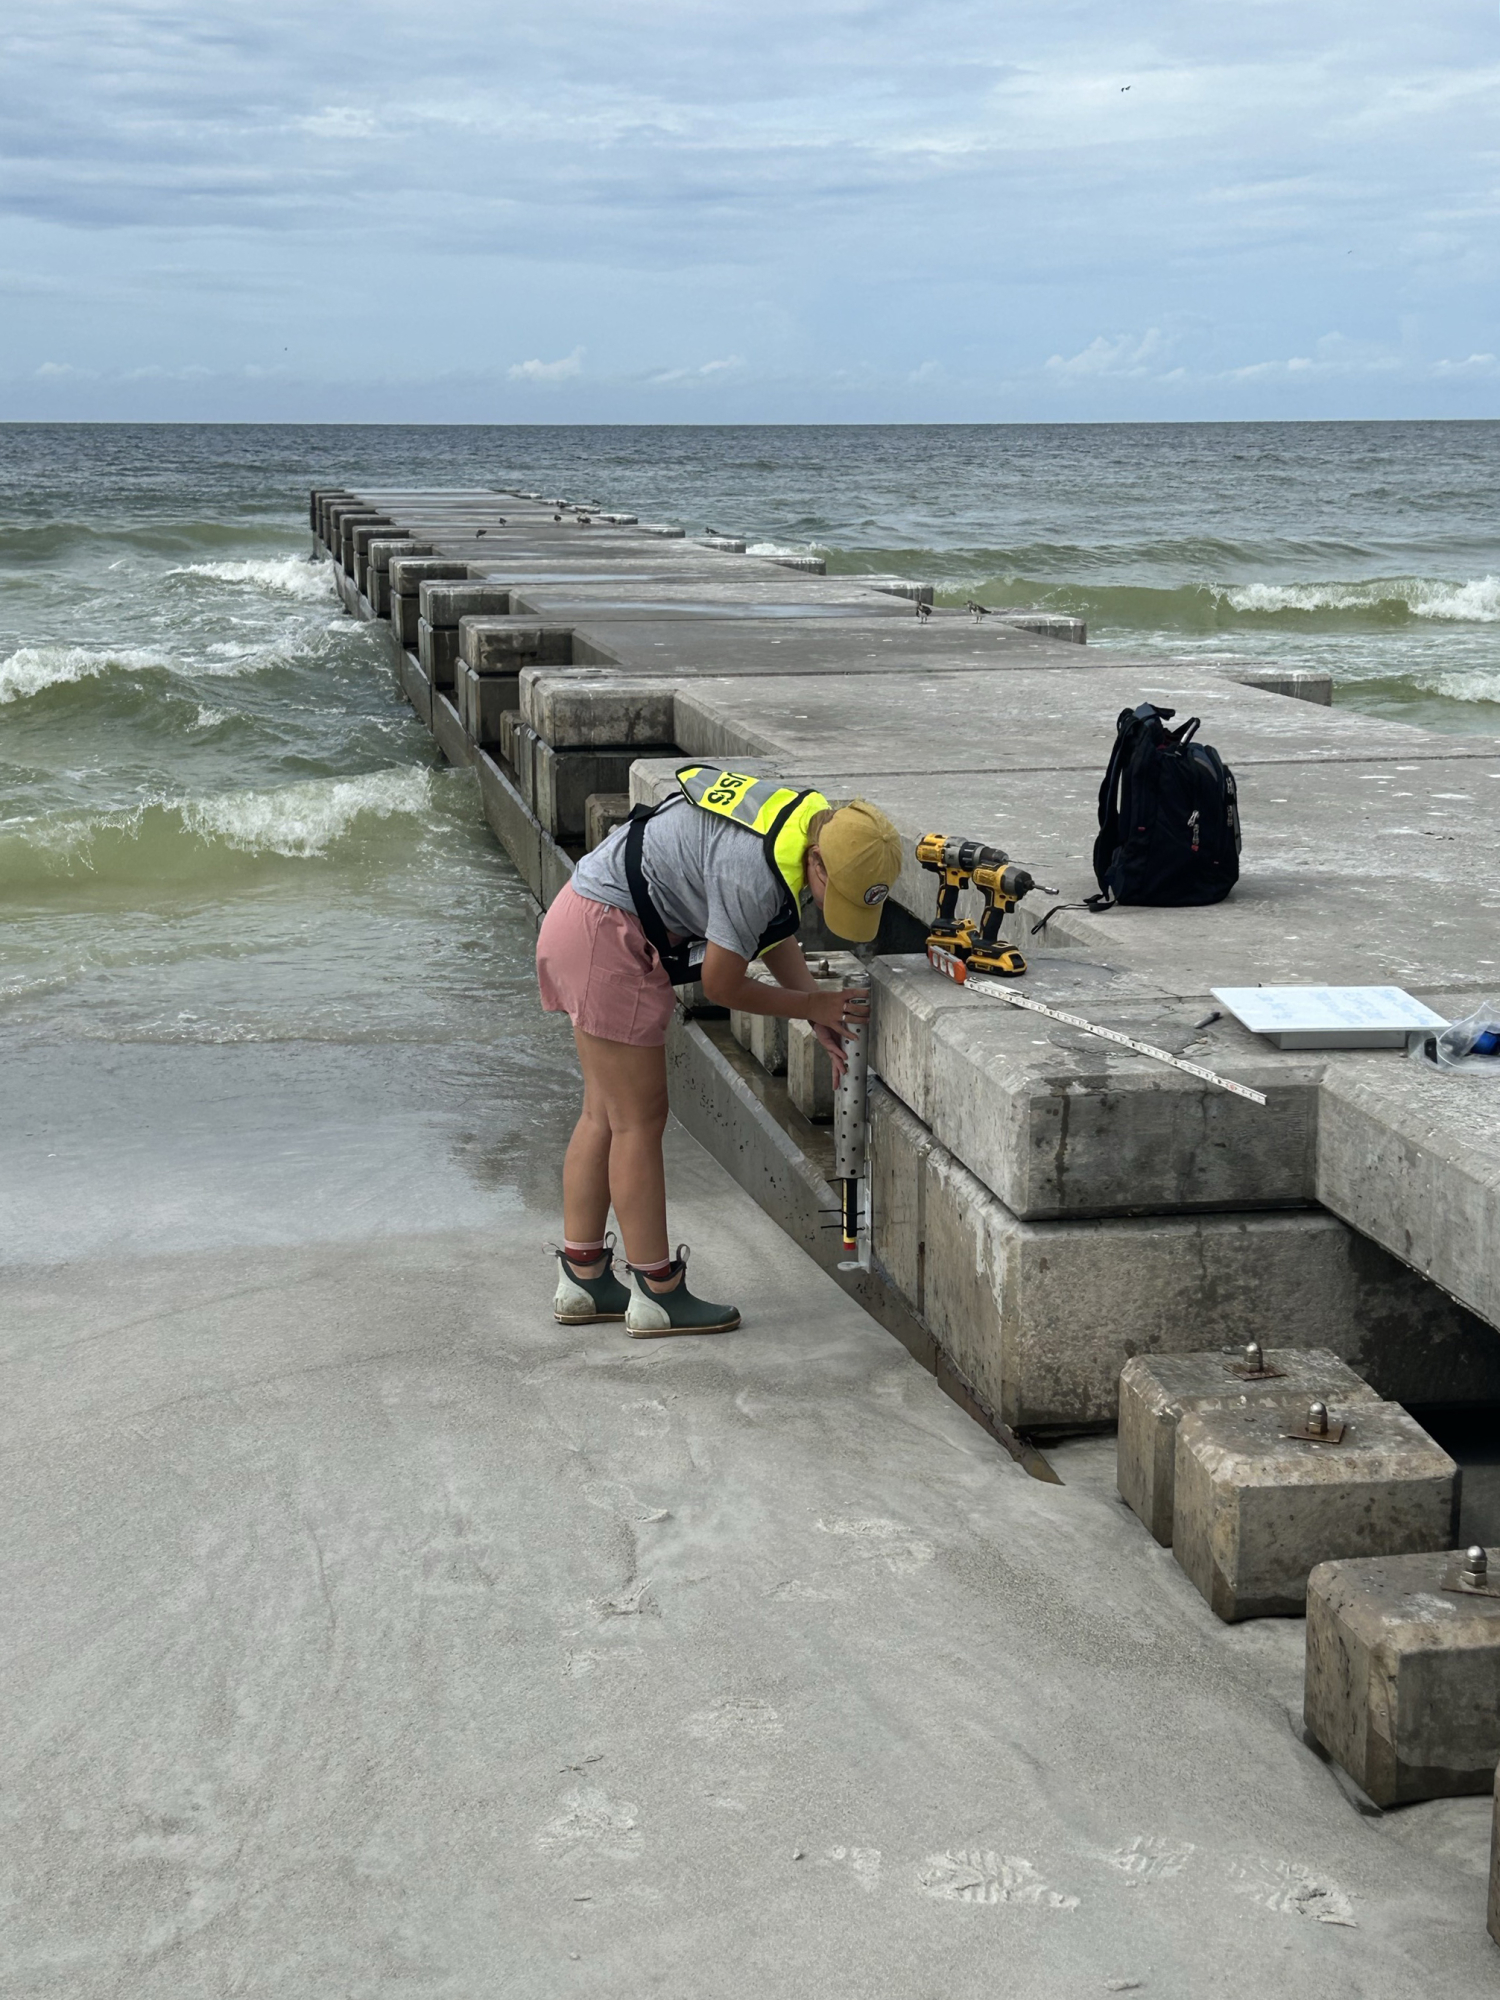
[700,941,848,1029]
[700,943,868,1087]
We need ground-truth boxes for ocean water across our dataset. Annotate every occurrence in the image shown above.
[2,421,1496,1259]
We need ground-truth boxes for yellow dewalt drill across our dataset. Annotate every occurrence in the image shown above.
[917,833,1054,980]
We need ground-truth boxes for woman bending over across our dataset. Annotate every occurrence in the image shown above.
[536,764,903,1335]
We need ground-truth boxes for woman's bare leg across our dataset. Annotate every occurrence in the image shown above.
[563,1028,671,1269]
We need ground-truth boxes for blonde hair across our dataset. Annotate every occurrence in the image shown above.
[805,807,834,850]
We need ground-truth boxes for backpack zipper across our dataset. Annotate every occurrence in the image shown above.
[1187,808,1200,853]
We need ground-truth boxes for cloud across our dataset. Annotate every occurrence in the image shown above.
[648,355,744,384]
[1046,329,1168,378]
[508,347,584,383]
[0,2,1497,418]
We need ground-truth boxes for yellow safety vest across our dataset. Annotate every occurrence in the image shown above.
[675,765,830,912]
[620,765,829,982]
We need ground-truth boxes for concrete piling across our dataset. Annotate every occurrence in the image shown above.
[1304,1548,1500,1804]
[1172,1401,1460,1621]
[1117,1348,1382,1546]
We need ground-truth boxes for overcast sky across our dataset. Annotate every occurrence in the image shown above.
[1,1,1496,422]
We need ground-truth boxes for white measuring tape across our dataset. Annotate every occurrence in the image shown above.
[958,969,1269,1107]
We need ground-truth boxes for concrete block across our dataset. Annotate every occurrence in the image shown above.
[788,1018,834,1122]
[459,619,576,674]
[1304,1549,1500,1804]
[870,1085,933,1316]
[1491,1769,1500,1945]
[522,671,680,749]
[1117,1349,1381,1547]
[1318,1056,1500,1342]
[417,618,459,690]
[456,666,520,748]
[1228,666,1333,706]
[367,538,431,617]
[514,724,540,812]
[748,1013,788,1076]
[532,743,642,843]
[431,691,472,768]
[729,966,782,1065]
[869,955,1320,1220]
[340,513,392,572]
[584,793,631,851]
[419,581,513,630]
[1173,1402,1459,1621]
[352,520,400,593]
[866,1081,1487,1431]
[334,508,389,570]
[389,559,472,646]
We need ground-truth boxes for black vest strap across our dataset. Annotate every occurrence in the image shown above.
[622,805,699,984]
[621,792,807,984]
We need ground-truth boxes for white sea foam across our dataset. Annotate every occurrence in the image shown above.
[180,767,432,857]
[0,644,170,703]
[1429,671,1500,706]
[170,556,333,600]
[1225,576,1500,622]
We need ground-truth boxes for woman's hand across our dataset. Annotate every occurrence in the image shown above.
[806,987,868,1090]
[806,986,869,1033]
[813,1020,849,1087]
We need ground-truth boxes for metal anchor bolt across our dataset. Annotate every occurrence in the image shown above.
[1307,1401,1329,1437]
[1244,1342,1263,1374]
[1463,1546,1489,1587]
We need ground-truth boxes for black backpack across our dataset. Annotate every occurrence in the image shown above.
[1091,702,1240,907]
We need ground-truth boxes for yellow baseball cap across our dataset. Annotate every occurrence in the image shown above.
[816,800,904,942]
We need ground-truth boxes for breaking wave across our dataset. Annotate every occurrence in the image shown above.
[1225,576,1500,622]
[0,644,171,704]
[1,768,434,895]
[167,556,333,600]
[181,768,431,856]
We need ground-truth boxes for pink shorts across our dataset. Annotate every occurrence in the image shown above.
[536,882,678,1046]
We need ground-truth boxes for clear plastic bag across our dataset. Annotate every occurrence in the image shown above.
[1411,998,1500,1074]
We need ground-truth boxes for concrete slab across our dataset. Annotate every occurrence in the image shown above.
[1173,1402,1459,1621]
[1305,1549,1500,1805]
[1318,1059,1500,1336]
[1118,1349,1382,1547]
[870,954,1323,1219]
[476,748,544,901]
[663,662,1500,775]
[397,649,432,728]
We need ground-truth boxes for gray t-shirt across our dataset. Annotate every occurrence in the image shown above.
[570,797,786,963]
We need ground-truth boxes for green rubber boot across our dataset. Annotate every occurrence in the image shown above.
[552,1236,631,1324]
[624,1247,741,1338]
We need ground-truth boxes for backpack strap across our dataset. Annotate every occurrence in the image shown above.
[622,804,698,984]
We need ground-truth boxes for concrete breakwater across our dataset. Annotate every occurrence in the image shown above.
[312,484,1500,1440]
